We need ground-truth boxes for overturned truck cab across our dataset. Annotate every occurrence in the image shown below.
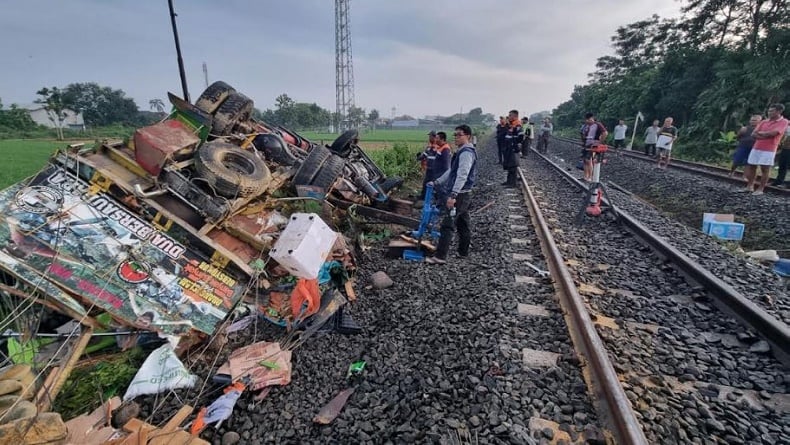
[0,81,404,339]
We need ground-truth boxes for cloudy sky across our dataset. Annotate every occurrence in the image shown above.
[0,0,681,118]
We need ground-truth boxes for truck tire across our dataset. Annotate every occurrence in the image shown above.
[292,145,331,186]
[328,129,359,158]
[253,133,298,166]
[195,141,271,198]
[195,81,236,114]
[378,176,403,193]
[310,154,345,190]
[212,92,253,136]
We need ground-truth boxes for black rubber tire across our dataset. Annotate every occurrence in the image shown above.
[195,141,271,198]
[253,133,298,166]
[292,145,331,186]
[329,129,359,158]
[195,81,236,114]
[378,176,403,193]
[212,92,253,135]
[310,154,345,190]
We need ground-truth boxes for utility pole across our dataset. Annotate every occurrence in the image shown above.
[202,62,209,88]
[168,0,190,102]
[335,0,355,133]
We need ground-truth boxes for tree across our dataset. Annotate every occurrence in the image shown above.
[467,107,483,125]
[35,87,68,140]
[0,98,37,131]
[149,98,166,114]
[347,106,366,128]
[61,83,139,127]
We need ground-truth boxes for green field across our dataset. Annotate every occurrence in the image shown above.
[0,140,64,189]
[301,129,432,145]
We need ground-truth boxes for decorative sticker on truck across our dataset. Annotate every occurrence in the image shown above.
[0,165,245,335]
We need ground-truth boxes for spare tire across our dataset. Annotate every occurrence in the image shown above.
[195,141,270,198]
[212,92,253,135]
[329,129,359,157]
[195,81,236,114]
[292,145,332,186]
[311,154,345,190]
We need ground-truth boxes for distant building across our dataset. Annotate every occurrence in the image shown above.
[392,119,419,128]
[18,103,85,130]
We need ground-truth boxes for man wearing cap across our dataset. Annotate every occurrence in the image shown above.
[416,131,439,200]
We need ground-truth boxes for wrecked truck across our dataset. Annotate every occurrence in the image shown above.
[0,81,409,339]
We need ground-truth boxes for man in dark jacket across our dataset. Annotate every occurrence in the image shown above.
[495,116,508,165]
[502,110,523,187]
[425,124,478,264]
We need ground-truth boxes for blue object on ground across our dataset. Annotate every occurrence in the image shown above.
[403,249,425,261]
[774,258,790,278]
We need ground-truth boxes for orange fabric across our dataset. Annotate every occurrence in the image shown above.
[436,143,451,153]
[290,278,321,321]
[190,407,207,435]
[509,118,520,127]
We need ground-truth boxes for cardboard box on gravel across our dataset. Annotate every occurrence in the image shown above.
[702,213,745,241]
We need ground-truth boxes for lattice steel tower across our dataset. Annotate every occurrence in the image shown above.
[335,0,355,132]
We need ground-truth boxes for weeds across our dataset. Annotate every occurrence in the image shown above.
[366,142,422,180]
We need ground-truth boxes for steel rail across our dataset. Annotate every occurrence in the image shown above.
[517,168,649,445]
[553,136,790,196]
[531,148,790,364]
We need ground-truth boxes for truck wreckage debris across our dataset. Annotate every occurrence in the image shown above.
[0,81,417,441]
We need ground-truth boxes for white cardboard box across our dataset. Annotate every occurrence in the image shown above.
[270,213,338,279]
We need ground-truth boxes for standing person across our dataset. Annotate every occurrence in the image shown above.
[744,103,789,195]
[495,116,508,165]
[502,110,523,187]
[729,114,762,177]
[643,119,660,156]
[537,117,553,153]
[521,117,533,158]
[772,125,790,187]
[416,131,438,200]
[655,117,678,169]
[425,124,478,265]
[613,119,627,151]
[580,112,608,181]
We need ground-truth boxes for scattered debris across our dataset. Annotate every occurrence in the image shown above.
[191,381,246,434]
[370,271,394,289]
[313,387,356,425]
[123,344,196,401]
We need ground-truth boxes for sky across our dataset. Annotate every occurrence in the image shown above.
[0,0,682,119]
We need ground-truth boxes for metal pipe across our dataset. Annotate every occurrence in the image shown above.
[168,0,190,102]
[134,183,168,198]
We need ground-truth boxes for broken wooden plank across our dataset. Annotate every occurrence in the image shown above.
[36,327,94,413]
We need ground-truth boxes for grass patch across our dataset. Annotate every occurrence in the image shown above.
[366,142,423,180]
[301,129,431,145]
[0,139,64,189]
[53,347,146,420]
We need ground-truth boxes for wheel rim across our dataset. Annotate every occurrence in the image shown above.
[222,151,256,175]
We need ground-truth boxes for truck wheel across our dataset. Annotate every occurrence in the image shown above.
[212,92,253,135]
[292,145,331,186]
[329,129,359,158]
[378,176,403,193]
[195,141,270,198]
[195,81,236,114]
[253,133,298,166]
[311,154,345,190]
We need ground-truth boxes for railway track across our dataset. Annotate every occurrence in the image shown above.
[517,148,790,444]
[553,136,790,196]
[137,137,788,443]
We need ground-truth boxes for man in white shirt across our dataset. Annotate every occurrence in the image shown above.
[643,119,660,156]
[613,119,628,151]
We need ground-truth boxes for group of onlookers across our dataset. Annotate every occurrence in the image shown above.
[729,103,790,194]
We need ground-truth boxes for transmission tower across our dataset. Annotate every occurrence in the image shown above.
[335,0,355,132]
